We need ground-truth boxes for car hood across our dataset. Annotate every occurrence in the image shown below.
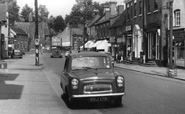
[71,69,116,80]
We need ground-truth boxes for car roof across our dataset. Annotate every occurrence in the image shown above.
[69,51,108,57]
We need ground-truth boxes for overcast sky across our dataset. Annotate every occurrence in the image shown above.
[16,0,124,18]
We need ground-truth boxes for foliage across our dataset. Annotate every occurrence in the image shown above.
[2,0,20,25]
[38,5,49,22]
[65,0,103,27]
[20,4,33,22]
[47,15,66,34]
[53,15,66,33]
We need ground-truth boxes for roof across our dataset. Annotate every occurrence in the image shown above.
[88,14,101,27]
[69,51,108,57]
[71,28,83,35]
[15,22,30,33]
[110,11,126,28]
[0,4,6,22]
[11,27,28,36]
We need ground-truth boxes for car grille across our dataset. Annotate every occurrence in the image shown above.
[84,84,112,94]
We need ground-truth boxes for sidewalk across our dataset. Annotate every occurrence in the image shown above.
[0,54,68,114]
[115,63,185,81]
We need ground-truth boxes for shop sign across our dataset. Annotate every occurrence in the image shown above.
[109,36,115,43]
[126,25,131,31]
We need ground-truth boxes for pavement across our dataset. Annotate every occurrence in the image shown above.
[0,54,69,114]
[0,53,185,114]
[115,62,185,81]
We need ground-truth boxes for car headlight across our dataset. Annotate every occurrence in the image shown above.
[117,76,124,87]
[71,78,79,89]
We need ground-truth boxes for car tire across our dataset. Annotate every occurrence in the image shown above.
[114,97,122,107]
[65,89,75,109]
[50,56,53,58]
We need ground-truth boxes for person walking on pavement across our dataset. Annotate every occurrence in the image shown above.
[117,52,122,63]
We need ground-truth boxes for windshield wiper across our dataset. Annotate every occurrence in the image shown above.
[72,68,83,71]
[82,67,98,70]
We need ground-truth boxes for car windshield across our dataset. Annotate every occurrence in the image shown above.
[71,56,111,70]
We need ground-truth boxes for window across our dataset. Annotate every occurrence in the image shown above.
[147,0,151,13]
[126,3,130,20]
[134,2,137,16]
[174,10,180,26]
[154,0,158,10]
[139,0,142,15]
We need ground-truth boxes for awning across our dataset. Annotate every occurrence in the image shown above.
[90,40,103,48]
[96,40,111,52]
[85,40,94,48]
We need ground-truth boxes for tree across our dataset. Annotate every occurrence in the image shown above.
[38,5,49,22]
[65,0,103,27]
[20,4,33,22]
[47,15,56,35]
[53,15,66,33]
[1,0,20,25]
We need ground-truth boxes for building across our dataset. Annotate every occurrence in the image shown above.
[10,27,28,54]
[119,0,173,66]
[0,4,7,59]
[173,0,185,61]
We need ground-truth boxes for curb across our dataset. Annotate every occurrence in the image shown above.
[115,66,185,82]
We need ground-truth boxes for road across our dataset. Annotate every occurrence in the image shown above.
[42,53,185,114]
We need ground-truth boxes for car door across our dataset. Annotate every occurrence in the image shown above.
[61,57,70,90]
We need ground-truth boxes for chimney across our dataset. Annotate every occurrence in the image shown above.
[109,1,117,16]
[105,11,111,20]
[117,5,124,14]
[103,3,110,13]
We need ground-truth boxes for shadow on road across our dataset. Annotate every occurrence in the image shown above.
[0,73,23,99]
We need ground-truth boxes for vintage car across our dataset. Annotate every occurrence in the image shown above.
[13,49,23,59]
[50,46,62,58]
[60,52,125,107]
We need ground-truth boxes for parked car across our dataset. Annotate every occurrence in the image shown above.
[13,49,23,59]
[60,52,125,108]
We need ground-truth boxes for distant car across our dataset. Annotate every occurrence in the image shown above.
[50,46,62,58]
[13,49,23,59]
[60,52,125,108]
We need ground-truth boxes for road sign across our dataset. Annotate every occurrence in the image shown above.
[35,39,39,45]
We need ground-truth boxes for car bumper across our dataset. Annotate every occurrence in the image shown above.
[72,92,125,98]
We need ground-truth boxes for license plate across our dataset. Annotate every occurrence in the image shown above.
[89,97,109,102]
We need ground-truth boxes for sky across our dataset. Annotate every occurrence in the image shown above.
[16,0,124,18]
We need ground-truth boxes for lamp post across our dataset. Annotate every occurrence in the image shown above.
[34,0,39,66]
[167,0,176,77]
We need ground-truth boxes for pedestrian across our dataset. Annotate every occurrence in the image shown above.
[127,45,131,60]
[117,52,121,63]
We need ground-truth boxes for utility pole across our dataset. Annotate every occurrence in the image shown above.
[35,0,39,66]
[167,0,176,77]
[168,0,173,69]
